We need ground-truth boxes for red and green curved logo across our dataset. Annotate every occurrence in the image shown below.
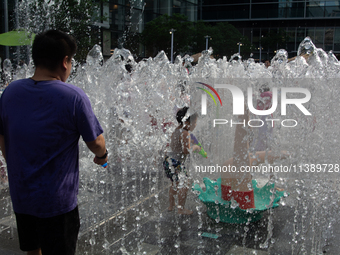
[197,82,222,107]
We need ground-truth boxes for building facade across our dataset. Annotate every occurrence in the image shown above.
[0,0,198,61]
[100,0,198,58]
[199,0,340,60]
[1,0,339,62]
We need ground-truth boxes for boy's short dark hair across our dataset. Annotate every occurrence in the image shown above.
[32,30,77,71]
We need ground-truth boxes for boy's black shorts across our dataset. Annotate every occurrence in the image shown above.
[15,206,80,255]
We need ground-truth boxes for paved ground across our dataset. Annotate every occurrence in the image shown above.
[1,163,339,254]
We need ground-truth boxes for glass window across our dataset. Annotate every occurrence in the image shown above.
[159,1,170,15]
[103,3,110,28]
[334,28,340,51]
[202,6,219,19]
[145,0,159,13]
[325,1,340,17]
[252,3,279,19]
[289,1,305,18]
[223,4,250,19]
[324,28,334,51]
[314,28,324,48]
[111,32,121,49]
[306,27,315,41]
[110,4,125,31]
[278,1,289,18]
[287,28,296,52]
[202,4,249,19]
[296,28,306,45]
[306,1,325,17]
[184,2,198,22]
[186,0,198,4]
[174,1,197,22]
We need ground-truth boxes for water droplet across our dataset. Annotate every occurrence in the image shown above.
[89,237,96,245]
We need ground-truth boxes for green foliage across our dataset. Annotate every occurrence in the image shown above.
[191,21,216,55]
[261,29,289,51]
[202,22,251,59]
[141,14,196,57]
[52,0,101,63]
[142,14,252,60]
[17,0,107,63]
[120,31,142,59]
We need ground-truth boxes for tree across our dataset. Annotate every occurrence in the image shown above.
[261,29,289,53]
[198,22,251,59]
[16,0,106,63]
[141,14,195,58]
[191,21,214,53]
[52,0,104,63]
[142,14,251,60]
[118,31,142,60]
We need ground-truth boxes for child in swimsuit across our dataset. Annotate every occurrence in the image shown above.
[163,107,200,215]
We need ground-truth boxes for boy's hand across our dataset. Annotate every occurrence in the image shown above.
[94,156,108,166]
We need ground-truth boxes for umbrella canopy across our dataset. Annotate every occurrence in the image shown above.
[0,30,35,46]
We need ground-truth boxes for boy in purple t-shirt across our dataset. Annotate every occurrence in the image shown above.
[0,30,108,255]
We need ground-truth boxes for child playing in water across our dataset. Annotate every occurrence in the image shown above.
[222,106,288,209]
[163,107,200,215]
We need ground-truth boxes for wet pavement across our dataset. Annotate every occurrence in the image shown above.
[1,164,339,254]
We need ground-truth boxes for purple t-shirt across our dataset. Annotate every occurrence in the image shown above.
[0,79,103,218]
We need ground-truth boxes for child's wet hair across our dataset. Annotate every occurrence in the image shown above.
[176,107,198,124]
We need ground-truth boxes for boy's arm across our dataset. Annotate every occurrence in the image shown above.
[85,134,108,165]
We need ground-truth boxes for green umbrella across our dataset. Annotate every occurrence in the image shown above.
[0,30,35,46]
